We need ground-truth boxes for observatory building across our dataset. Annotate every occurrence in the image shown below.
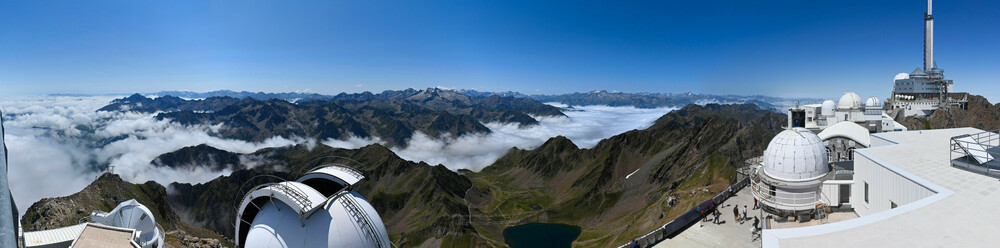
[751,128,830,217]
[787,92,905,162]
[887,0,967,117]
[787,92,904,134]
[235,165,392,248]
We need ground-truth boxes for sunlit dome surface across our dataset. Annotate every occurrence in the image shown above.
[865,96,882,108]
[762,128,829,180]
[838,92,862,110]
[821,100,836,116]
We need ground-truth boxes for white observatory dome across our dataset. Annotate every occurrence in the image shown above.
[821,100,836,116]
[865,96,881,108]
[894,73,910,80]
[237,165,392,248]
[762,128,829,180]
[243,190,390,248]
[837,92,862,110]
[90,199,164,248]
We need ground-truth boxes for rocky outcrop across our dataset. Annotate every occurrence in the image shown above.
[902,94,1000,131]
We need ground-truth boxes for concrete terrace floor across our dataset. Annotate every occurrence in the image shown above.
[653,186,763,248]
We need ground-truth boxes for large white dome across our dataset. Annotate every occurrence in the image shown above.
[837,92,862,110]
[821,100,836,116]
[762,128,829,180]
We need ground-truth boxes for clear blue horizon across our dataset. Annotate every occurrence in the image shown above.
[1,0,998,102]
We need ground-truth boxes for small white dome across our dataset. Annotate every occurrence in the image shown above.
[837,92,862,110]
[762,128,829,180]
[821,100,836,116]
[865,96,881,108]
[894,73,910,80]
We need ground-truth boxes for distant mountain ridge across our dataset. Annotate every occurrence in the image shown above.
[97,88,564,146]
[134,88,820,110]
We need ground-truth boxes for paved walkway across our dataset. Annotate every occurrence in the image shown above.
[653,186,763,248]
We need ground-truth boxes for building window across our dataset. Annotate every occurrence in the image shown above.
[864,182,869,204]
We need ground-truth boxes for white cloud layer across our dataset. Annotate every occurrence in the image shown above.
[0,96,313,215]
[324,103,677,172]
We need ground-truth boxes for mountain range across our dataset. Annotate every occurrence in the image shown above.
[134,88,821,110]
[98,88,564,147]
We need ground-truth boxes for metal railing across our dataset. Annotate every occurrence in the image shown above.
[950,129,1000,178]
[336,191,389,248]
[291,155,368,180]
[298,163,365,182]
[234,175,314,215]
[749,169,822,210]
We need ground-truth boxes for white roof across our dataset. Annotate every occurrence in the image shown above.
[817,121,871,147]
[762,128,829,180]
[765,128,1000,247]
[22,223,88,247]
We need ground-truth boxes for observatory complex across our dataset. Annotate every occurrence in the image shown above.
[887,0,967,117]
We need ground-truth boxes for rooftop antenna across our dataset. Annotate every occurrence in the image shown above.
[924,0,934,71]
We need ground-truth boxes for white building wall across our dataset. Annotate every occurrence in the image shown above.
[821,183,840,207]
[851,152,935,217]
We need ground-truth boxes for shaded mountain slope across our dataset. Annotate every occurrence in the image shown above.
[152,144,242,171]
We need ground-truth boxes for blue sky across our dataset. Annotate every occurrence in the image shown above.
[1,0,998,101]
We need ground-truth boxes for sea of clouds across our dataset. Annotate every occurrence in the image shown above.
[1,96,674,214]
[323,103,677,171]
[0,96,311,214]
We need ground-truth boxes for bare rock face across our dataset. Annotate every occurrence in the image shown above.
[167,229,226,248]
[20,199,86,231]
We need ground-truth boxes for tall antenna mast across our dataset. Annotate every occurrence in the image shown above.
[924,0,934,71]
